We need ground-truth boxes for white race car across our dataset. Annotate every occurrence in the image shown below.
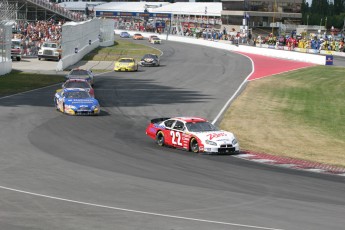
[146,116,240,154]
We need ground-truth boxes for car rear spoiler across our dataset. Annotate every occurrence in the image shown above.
[151,118,170,124]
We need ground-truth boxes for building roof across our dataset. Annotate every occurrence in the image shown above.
[94,2,170,13]
[94,2,222,17]
[150,3,222,17]
[59,2,106,11]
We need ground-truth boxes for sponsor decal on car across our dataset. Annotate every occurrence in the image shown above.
[206,133,227,140]
[154,124,165,129]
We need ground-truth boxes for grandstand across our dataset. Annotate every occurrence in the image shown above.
[5,0,84,22]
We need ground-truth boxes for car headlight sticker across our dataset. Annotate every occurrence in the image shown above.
[232,138,238,145]
[205,140,217,146]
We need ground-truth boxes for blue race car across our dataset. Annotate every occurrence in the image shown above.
[120,31,131,38]
[54,88,100,115]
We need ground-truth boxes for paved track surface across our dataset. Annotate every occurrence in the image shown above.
[1,39,345,230]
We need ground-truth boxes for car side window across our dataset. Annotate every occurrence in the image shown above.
[164,120,175,128]
[173,121,185,131]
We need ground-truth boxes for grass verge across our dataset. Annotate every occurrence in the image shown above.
[0,70,65,97]
[83,40,161,62]
[220,66,345,168]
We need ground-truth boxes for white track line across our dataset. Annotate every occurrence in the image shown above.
[0,185,284,230]
[0,71,112,100]
[212,53,255,124]
[0,83,62,100]
[0,51,285,230]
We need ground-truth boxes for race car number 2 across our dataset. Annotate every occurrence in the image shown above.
[170,131,182,146]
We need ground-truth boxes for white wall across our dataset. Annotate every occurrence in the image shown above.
[115,30,327,65]
[56,18,115,71]
[0,60,12,76]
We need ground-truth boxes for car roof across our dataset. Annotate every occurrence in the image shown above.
[118,58,134,61]
[65,78,89,83]
[71,68,88,71]
[63,88,88,92]
[171,117,207,123]
[144,54,157,57]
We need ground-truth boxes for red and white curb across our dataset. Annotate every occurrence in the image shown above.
[234,151,345,177]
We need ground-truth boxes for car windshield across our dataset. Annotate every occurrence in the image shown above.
[185,122,219,132]
[64,91,90,99]
[11,41,21,48]
[70,70,89,75]
[119,59,133,63]
[153,37,160,40]
[143,54,155,59]
[43,43,57,48]
[134,34,141,36]
[64,82,90,88]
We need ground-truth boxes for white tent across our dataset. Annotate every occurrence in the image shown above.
[94,2,221,17]
[94,2,170,13]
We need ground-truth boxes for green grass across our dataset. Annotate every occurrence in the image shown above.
[83,40,161,62]
[0,70,65,97]
[270,66,345,139]
[220,65,345,167]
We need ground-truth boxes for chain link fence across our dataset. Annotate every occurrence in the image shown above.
[0,0,14,75]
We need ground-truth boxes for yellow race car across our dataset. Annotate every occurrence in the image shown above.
[114,58,138,72]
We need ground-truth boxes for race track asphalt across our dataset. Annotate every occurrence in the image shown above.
[0,39,344,230]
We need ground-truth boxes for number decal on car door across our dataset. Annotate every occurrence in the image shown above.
[170,131,182,146]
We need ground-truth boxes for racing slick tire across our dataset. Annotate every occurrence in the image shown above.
[156,131,165,147]
[54,99,59,110]
[190,138,199,153]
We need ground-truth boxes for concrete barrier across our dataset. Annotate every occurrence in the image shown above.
[56,19,115,72]
[116,30,327,65]
[0,59,12,76]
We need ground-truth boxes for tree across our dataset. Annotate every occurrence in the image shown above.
[333,0,345,15]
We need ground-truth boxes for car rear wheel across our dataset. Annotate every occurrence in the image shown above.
[190,138,199,153]
[156,131,165,146]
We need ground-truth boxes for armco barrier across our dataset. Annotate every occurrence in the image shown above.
[116,30,326,65]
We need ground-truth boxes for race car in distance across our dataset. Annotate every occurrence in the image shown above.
[150,37,161,44]
[61,79,95,97]
[65,69,94,86]
[133,33,144,40]
[120,31,131,38]
[11,39,22,61]
[139,54,160,67]
[54,88,100,115]
[148,35,158,43]
[146,117,240,154]
[114,58,138,72]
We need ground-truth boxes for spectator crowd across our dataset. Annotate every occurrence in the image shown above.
[12,20,63,56]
